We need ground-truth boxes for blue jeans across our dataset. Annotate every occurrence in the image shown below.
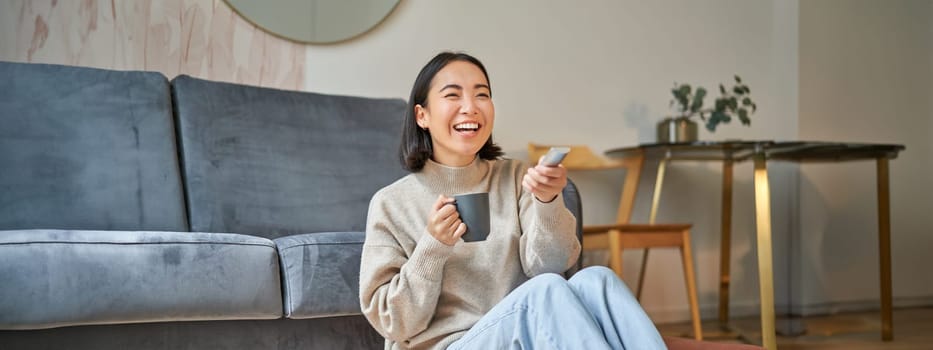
[447,266,667,350]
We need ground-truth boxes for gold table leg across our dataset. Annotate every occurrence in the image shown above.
[637,159,668,299]
[877,158,893,341]
[719,160,734,329]
[649,159,668,225]
[753,156,777,350]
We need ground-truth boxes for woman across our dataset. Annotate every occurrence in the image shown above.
[359,52,666,350]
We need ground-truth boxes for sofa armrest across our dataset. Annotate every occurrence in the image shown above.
[274,232,365,319]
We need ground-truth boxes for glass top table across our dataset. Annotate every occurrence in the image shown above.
[606,140,904,162]
[604,140,905,350]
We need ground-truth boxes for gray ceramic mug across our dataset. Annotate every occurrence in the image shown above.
[454,192,490,242]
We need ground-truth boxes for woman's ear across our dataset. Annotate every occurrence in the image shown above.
[415,104,428,129]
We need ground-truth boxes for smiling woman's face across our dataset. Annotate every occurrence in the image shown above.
[415,60,495,167]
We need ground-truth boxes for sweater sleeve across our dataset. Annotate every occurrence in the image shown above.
[359,193,454,342]
[517,169,581,277]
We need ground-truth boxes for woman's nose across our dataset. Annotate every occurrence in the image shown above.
[460,97,478,114]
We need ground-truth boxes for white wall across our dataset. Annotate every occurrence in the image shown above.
[798,0,933,314]
[305,0,802,323]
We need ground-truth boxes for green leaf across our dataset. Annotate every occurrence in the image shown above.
[728,97,738,110]
[690,87,706,113]
[751,103,758,112]
[735,75,742,83]
[707,110,726,132]
[744,86,751,94]
[742,97,752,106]
[733,86,744,95]
[674,97,689,112]
[671,86,690,111]
[679,85,692,96]
[719,84,726,94]
[738,108,750,125]
[714,98,727,111]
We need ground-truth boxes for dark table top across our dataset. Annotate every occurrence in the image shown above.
[605,140,905,163]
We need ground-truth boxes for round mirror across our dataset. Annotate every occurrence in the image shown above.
[224,0,400,44]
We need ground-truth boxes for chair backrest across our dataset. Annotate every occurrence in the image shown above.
[528,143,645,225]
[560,179,584,276]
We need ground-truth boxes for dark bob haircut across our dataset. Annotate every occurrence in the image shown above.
[399,51,504,172]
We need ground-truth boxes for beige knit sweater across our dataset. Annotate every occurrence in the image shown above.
[359,157,580,350]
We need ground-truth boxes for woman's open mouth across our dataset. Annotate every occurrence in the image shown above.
[453,122,480,136]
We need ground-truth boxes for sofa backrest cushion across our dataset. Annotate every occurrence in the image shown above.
[171,75,408,238]
[0,61,188,231]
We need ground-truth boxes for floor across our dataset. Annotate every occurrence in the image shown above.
[656,307,933,349]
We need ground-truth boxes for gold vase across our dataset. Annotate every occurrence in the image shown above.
[657,117,698,143]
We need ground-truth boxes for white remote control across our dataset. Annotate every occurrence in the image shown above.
[539,147,570,166]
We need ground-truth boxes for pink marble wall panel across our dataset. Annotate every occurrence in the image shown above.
[0,0,305,90]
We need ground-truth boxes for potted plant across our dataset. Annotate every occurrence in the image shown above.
[658,75,758,143]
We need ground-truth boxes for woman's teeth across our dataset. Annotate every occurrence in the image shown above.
[454,122,479,131]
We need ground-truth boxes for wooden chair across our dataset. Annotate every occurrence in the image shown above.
[529,143,703,340]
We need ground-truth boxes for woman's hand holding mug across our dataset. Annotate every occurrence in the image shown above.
[427,195,466,246]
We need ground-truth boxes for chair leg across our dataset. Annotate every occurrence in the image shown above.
[608,229,624,279]
[877,158,894,341]
[681,230,703,341]
[636,249,650,301]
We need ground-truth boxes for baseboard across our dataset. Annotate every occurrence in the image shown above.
[648,301,764,324]
[793,295,933,316]
[648,295,933,324]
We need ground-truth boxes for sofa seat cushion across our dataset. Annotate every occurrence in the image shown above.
[275,232,365,319]
[0,230,282,330]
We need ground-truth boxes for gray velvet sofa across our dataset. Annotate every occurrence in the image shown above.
[0,61,586,349]
[0,61,408,349]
